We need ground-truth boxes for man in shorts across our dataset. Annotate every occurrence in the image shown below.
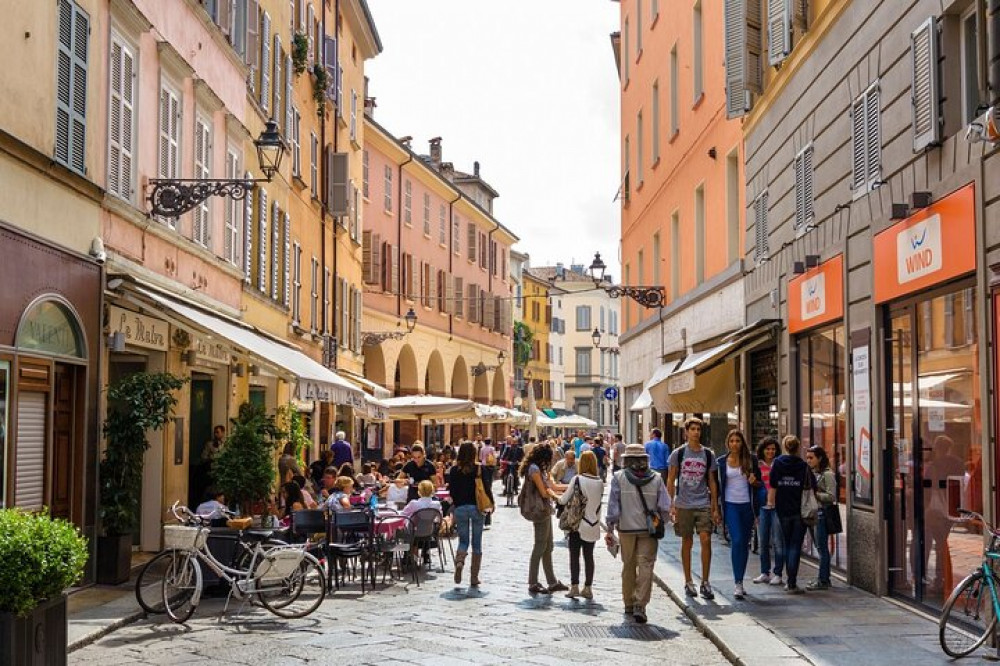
[666,417,720,599]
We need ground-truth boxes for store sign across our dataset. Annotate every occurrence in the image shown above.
[874,183,976,303]
[668,370,695,394]
[788,255,843,333]
[851,329,873,505]
[191,336,231,364]
[108,306,168,351]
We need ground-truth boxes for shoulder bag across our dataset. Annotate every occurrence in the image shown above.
[823,503,843,534]
[633,478,665,539]
[558,477,588,532]
[801,469,819,526]
[475,465,494,513]
[518,470,552,521]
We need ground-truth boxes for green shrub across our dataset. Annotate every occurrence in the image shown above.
[212,402,286,514]
[0,509,88,617]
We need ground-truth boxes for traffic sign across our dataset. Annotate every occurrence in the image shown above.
[603,387,619,401]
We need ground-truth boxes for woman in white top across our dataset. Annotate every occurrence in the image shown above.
[715,430,761,600]
[557,450,605,600]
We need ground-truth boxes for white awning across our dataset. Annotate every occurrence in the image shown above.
[136,287,365,407]
[631,362,677,412]
[338,369,392,399]
[377,395,476,421]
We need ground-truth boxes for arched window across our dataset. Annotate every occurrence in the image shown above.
[16,299,86,358]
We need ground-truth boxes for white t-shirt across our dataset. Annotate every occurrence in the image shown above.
[724,464,751,504]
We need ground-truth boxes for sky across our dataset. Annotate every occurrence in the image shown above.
[365,0,622,279]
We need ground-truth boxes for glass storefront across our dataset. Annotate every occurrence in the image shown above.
[886,286,981,609]
[797,325,848,571]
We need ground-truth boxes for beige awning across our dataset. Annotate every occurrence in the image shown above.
[631,361,677,412]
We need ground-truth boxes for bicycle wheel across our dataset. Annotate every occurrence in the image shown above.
[940,570,998,658]
[254,551,326,619]
[135,549,186,615]
[162,551,202,624]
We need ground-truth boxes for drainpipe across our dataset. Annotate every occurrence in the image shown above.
[396,153,414,317]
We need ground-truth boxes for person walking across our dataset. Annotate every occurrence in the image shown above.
[767,435,812,594]
[557,450,604,600]
[610,433,626,473]
[605,444,671,623]
[644,428,670,478]
[752,437,785,586]
[716,430,760,600]
[591,437,608,481]
[500,437,524,495]
[520,444,568,595]
[805,445,836,591]
[666,417,720,600]
[449,441,493,587]
[479,436,498,528]
[330,430,353,470]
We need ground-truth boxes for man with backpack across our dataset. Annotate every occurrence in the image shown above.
[666,417,720,600]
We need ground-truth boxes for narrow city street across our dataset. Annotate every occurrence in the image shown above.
[71,492,728,666]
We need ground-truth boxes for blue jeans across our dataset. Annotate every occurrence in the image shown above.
[778,515,807,588]
[814,508,831,584]
[453,504,485,555]
[757,507,784,577]
[723,502,755,583]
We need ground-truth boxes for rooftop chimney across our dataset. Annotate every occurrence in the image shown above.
[474,161,480,177]
[364,96,376,118]
[399,135,412,149]
[440,162,454,181]
[429,137,442,167]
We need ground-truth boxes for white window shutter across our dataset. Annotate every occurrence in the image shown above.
[260,11,271,112]
[324,36,338,103]
[193,118,211,246]
[353,288,362,352]
[258,188,268,292]
[284,51,293,129]
[224,150,239,262]
[912,18,940,151]
[794,145,814,229]
[271,201,280,299]
[246,0,259,80]
[754,190,770,262]
[850,95,867,193]
[767,0,791,66]
[724,0,749,119]
[865,84,881,190]
[14,392,46,510]
[306,4,314,66]
[244,172,254,282]
[283,212,291,305]
[273,36,282,125]
[109,36,135,201]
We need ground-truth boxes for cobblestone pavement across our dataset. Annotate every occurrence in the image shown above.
[71,488,728,666]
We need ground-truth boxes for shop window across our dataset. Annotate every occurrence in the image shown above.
[16,300,85,358]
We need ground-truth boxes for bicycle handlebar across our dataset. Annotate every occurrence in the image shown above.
[957,508,1000,536]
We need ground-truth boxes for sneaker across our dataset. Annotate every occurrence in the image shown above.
[786,584,805,595]
[806,580,831,591]
[684,582,698,597]
[734,583,746,600]
[547,581,569,593]
[700,582,715,600]
[580,585,593,600]
[528,583,549,596]
[769,575,785,586]
[633,606,648,624]
[566,584,580,598]
[752,573,772,584]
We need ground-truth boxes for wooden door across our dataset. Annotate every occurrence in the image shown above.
[50,364,76,520]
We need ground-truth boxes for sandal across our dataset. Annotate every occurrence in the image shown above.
[528,583,549,596]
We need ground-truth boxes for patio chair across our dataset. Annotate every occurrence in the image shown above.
[410,507,445,577]
[327,508,374,593]
[372,513,418,586]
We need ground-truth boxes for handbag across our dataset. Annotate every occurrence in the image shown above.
[801,470,819,526]
[558,478,588,532]
[823,504,843,534]
[518,473,552,522]
[475,465,494,513]
[634,478,665,539]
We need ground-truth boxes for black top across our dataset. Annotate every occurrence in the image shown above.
[768,454,811,518]
[402,459,437,501]
[448,464,494,508]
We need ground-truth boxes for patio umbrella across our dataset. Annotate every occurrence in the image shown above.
[527,380,538,442]
[377,395,477,441]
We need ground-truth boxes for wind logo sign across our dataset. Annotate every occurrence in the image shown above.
[800,272,826,322]
[896,214,942,284]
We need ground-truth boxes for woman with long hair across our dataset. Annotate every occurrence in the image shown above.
[716,429,760,600]
[557,450,604,599]
[805,445,836,590]
[280,481,306,524]
[519,442,567,595]
[753,437,784,586]
[448,441,493,586]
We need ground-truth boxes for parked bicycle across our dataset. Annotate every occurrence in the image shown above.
[145,502,325,623]
[939,509,1000,658]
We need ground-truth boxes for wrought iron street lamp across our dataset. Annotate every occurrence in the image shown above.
[471,350,507,377]
[587,252,666,309]
[147,119,286,217]
[591,328,620,355]
[361,307,417,346]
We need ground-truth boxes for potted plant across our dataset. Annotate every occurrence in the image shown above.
[311,63,330,117]
[98,371,185,584]
[212,402,286,517]
[0,509,88,666]
[292,32,309,76]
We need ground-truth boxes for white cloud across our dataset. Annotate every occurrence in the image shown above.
[365,0,622,279]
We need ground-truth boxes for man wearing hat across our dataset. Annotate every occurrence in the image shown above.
[605,443,671,624]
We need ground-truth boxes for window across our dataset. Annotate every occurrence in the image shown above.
[652,0,659,21]
[403,179,412,225]
[243,170,253,282]
[794,144,814,229]
[158,83,181,226]
[726,148,740,263]
[623,135,631,203]
[310,132,318,196]
[423,193,431,236]
[453,277,464,317]
[851,82,880,196]
[575,305,591,331]
[724,0,763,118]
[193,114,212,247]
[272,38,282,129]
[383,165,393,212]
[636,111,644,185]
[310,256,318,332]
[108,33,136,202]
[232,0,247,58]
[695,185,705,284]
[652,232,661,286]
[290,106,301,177]
[438,205,447,244]
[282,211,290,305]
[224,148,241,265]
[961,9,981,125]
[467,222,477,262]
[350,89,357,142]
[260,11,271,112]
[55,0,89,175]
[623,18,630,82]
[362,149,369,198]
[693,1,703,100]
[452,218,460,255]
[671,211,680,299]
[766,0,797,66]
[670,44,679,135]
[257,188,268,292]
[636,1,643,54]
[575,348,592,377]
[292,242,302,324]
[652,80,660,163]
[270,201,281,300]
[753,190,770,263]
[911,17,942,150]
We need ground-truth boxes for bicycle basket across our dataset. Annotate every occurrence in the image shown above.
[163,524,208,550]
[255,548,305,581]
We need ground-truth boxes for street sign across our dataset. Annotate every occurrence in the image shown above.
[603,386,619,401]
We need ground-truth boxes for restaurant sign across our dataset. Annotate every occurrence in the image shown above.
[108,306,169,351]
[190,336,231,365]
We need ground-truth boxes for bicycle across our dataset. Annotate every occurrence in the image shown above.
[135,508,287,616]
[939,509,1000,658]
[153,502,326,623]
